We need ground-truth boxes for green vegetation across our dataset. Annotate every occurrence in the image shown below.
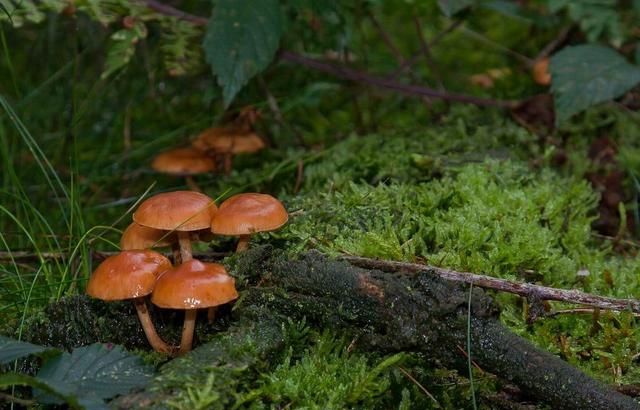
[2,0,640,408]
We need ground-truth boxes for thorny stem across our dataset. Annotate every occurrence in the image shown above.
[133,298,175,354]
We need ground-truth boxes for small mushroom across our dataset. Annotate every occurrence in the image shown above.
[133,191,216,263]
[211,193,288,252]
[151,259,238,354]
[86,250,175,354]
[151,147,216,192]
[121,221,212,263]
[532,57,551,86]
[121,222,176,251]
[192,127,265,174]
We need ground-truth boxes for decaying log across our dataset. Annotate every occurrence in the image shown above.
[232,248,638,410]
[24,247,639,409]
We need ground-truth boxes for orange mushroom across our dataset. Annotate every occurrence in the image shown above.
[211,193,288,252]
[533,57,551,86]
[120,222,175,251]
[151,259,238,354]
[151,147,216,192]
[86,250,174,354]
[192,128,265,174]
[133,191,216,263]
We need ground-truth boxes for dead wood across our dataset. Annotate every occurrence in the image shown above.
[233,247,638,410]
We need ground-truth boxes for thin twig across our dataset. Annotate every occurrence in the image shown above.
[294,160,304,193]
[546,308,640,318]
[0,392,36,407]
[413,16,446,91]
[0,250,230,262]
[397,366,440,405]
[368,12,433,105]
[143,0,207,25]
[279,50,519,108]
[460,26,534,66]
[143,3,515,109]
[390,20,463,77]
[535,26,571,62]
[256,75,304,146]
[341,255,640,314]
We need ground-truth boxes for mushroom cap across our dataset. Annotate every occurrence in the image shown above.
[133,191,216,231]
[151,259,238,309]
[533,57,551,86]
[211,193,288,236]
[86,250,172,301]
[120,222,175,250]
[151,147,216,176]
[192,127,265,154]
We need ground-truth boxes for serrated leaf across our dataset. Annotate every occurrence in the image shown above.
[34,343,153,406]
[438,0,474,17]
[550,45,640,125]
[203,0,283,107]
[0,335,59,364]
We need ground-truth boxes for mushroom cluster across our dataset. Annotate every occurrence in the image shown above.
[86,190,287,355]
[151,107,265,188]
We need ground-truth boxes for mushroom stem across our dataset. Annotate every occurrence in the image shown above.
[223,153,233,175]
[179,309,197,355]
[171,242,182,265]
[133,298,175,354]
[207,306,218,323]
[185,176,202,192]
[177,231,193,262]
[236,235,251,252]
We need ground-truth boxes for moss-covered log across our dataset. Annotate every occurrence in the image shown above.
[22,247,639,409]
[233,248,638,410]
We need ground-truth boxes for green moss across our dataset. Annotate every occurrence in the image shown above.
[236,332,404,410]
[271,134,640,385]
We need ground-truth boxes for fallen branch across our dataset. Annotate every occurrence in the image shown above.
[278,50,520,108]
[141,1,521,109]
[26,248,639,409]
[342,255,640,314]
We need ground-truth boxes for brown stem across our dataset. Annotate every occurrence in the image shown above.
[279,50,519,108]
[223,153,233,174]
[185,176,202,192]
[177,231,193,262]
[236,235,251,252]
[179,308,197,355]
[207,305,218,323]
[144,0,207,25]
[342,255,640,314]
[171,242,182,264]
[133,298,175,354]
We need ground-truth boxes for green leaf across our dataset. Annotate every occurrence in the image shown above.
[0,372,87,410]
[203,0,284,107]
[101,23,148,79]
[438,0,474,17]
[0,335,59,364]
[34,343,153,407]
[550,45,640,124]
